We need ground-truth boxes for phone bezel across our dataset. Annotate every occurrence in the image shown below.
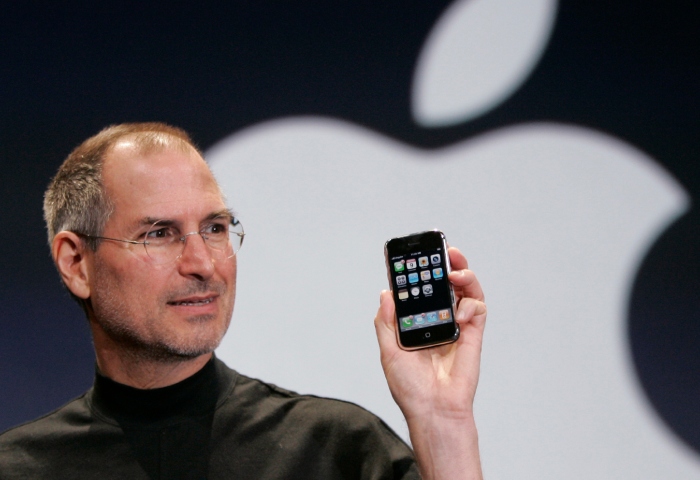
[384,230,459,350]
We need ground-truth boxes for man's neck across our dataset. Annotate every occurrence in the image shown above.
[95,351,213,389]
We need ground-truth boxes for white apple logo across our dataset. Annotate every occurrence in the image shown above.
[207,0,699,477]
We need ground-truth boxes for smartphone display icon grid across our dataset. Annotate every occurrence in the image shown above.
[389,245,453,333]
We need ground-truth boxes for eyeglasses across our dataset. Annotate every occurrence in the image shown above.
[76,217,245,265]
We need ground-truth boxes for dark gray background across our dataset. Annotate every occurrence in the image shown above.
[1,0,698,458]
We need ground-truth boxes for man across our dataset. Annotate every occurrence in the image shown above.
[0,123,487,479]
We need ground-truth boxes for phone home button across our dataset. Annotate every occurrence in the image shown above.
[424,332,431,338]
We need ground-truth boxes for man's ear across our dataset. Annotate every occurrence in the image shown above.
[52,232,92,300]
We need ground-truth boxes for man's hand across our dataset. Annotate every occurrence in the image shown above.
[374,247,486,480]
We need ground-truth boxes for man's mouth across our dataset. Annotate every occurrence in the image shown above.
[168,297,216,306]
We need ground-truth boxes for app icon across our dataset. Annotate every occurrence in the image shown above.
[401,316,413,327]
[432,267,443,279]
[418,256,429,267]
[410,286,420,296]
[406,258,417,269]
[438,309,451,320]
[420,270,431,281]
[398,289,409,300]
[396,275,407,286]
[427,311,438,322]
[422,284,433,295]
[430,254,441,265]
[394,260,405,272]
[408,272,419,284]
[415,313,427,325]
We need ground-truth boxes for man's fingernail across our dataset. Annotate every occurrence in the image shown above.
[380,290,386,304]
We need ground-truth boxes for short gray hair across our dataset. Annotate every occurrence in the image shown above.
[43,122,201,250]
[43,123,203,311]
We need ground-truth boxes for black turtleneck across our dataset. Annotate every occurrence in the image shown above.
[89,356,231,479]
[0,356,419,479]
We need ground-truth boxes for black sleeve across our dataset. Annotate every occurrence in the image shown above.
[209,375,421,479]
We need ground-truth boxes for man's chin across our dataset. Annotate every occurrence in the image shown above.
[96,310,231,363]
[118,326,226,364]
[136,340,221,363]
[162,326,227,360]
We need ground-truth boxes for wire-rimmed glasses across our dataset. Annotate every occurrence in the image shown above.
[76,216,245,265]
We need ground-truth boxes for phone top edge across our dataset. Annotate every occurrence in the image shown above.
[384,229,445,246]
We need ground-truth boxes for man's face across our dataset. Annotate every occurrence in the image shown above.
[87,141,237,361]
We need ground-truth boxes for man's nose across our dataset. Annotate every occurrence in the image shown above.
[176,232,215,280]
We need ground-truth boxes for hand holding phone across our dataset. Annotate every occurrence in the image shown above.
[375,245,487,478]
[384,230,459,350]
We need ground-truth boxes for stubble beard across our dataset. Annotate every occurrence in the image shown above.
[90,273,233,364]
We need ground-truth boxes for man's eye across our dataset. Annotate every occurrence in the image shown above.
[203,223,228,236]
[147,227,175,239]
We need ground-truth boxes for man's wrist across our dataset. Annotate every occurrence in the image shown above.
[407,414,482,480]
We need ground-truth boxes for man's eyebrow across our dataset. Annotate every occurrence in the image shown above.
[138,217,173,228]
[135,209,235,228]
[205,209,235,221]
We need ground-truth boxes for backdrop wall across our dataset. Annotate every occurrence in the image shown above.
[1,1,698,478]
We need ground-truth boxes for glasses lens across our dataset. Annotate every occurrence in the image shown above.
[227,217,244,258]
[143,221,180,264]
[143,218,244,264]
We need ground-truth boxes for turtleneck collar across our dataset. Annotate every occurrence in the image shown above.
[88,355,236,427]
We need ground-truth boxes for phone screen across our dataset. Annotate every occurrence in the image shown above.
[389,249,453,331]
[385,231,458,349]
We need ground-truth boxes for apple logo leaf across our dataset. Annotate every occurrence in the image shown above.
[411,0,557,127]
